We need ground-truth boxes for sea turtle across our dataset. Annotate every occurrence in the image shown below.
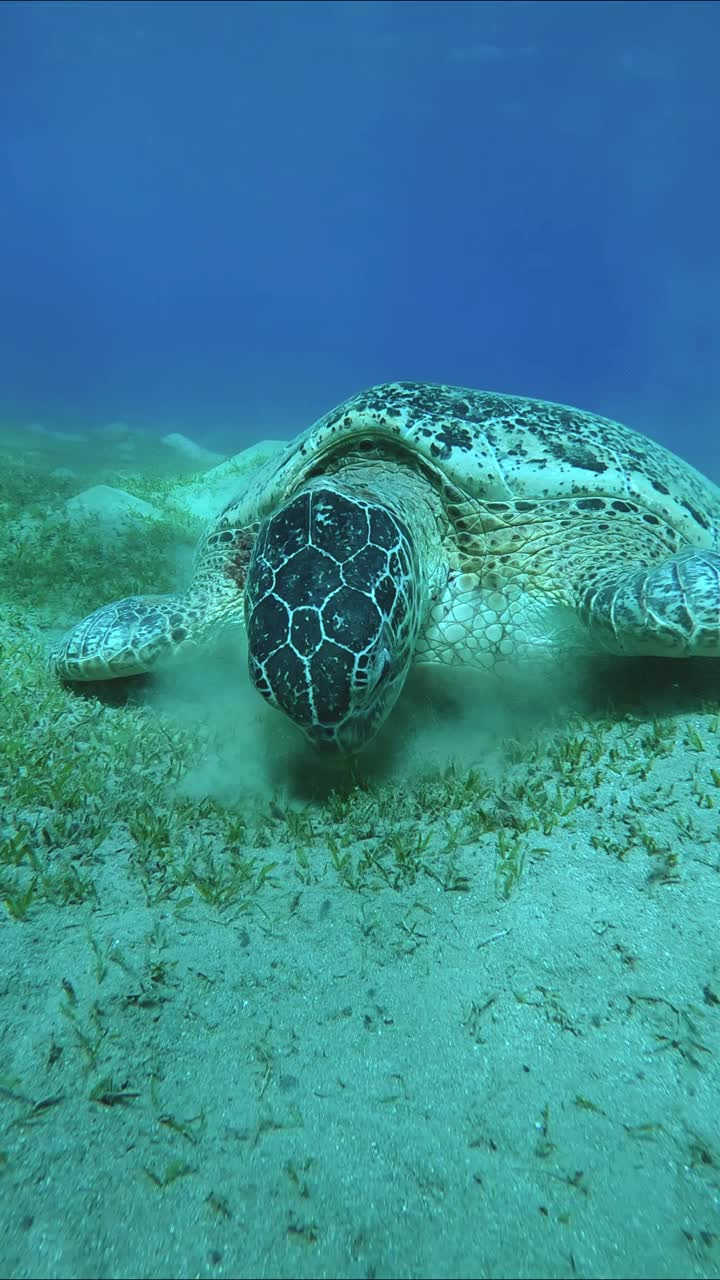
[50,381,720,752]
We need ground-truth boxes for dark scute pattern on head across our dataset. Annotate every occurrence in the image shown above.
[244,485,418,747]
[388,549,407,579]
[342,543,388,592]
[391,590,408,628]
[263,647,314,725]
[312,493,369,558]
[309,644,356,720]
[247,592,289,662]
[249,552,275,599]
[263,492,311,560]
[322,585,381,647]
[369,505,409,550]
[375,574,397,616]
[274,545,342,610]
[290,606,322,658]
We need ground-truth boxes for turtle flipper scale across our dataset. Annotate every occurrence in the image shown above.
[50,594,201,681]
[582,548,720,656]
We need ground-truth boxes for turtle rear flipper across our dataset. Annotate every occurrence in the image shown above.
[50,594,208,682]
[582,548,720,656]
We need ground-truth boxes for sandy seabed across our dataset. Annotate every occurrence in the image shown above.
[1,422,719,1280]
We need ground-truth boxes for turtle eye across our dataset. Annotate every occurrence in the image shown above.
[354,644,392,696]
[378,649,393,681]
[368,645,393,691]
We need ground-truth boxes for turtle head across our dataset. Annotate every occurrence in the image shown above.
[245,486,421,752]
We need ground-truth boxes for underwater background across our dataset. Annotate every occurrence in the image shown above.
[1,0,720,466]
[2,4,720,1280]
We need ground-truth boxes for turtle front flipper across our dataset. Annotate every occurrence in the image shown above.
[50,593,210,682]
[50,515,256,682]
[582,547,720,657]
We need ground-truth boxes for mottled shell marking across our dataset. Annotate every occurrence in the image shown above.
[220,382,720,552]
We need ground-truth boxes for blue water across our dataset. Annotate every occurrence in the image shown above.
[1,0,719,466]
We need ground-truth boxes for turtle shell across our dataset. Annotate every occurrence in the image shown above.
[220,382,720,552]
